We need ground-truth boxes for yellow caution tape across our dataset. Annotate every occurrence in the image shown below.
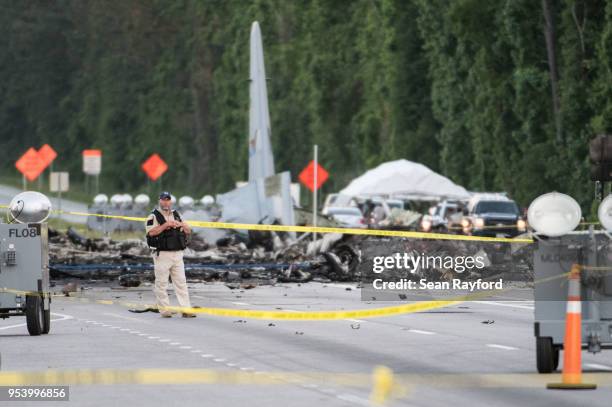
[6,260,584,321]
[0,368,367,386]
[0,287,461,320]
[4,261,598,321]
[1,368,610,391]
[1,202,603,243]
[185,219,534,244]
[0,366,405,404]
[4,206,533,243]
[160,299,463,320]
[370,366,396,405]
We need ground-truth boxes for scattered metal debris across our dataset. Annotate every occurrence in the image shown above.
[118,274,142,287]
[48,226,532,291]
[128,307,159,314]
[48,226,363,286]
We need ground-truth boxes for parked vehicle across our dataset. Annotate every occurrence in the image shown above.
[420,200,463,232]
[324,206,365,228]
[460,195,526,238]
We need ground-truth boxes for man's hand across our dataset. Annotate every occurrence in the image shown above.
[165,220,181,229]
[150,220,178,236]
[178,221,191,234]
[148,219,188,237]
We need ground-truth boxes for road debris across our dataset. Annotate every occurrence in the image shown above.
[128,307,159,314]
[48,226,363,286]
[48,225,532,291]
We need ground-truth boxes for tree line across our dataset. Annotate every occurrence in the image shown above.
[0,0,610,212]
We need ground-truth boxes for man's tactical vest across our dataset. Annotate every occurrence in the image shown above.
[146,209,188,252]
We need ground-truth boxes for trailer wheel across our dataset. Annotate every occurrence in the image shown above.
[25,295,44,336]
[536,337,558,373]
[42,306,51,334]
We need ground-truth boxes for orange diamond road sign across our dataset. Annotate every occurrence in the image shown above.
[299,160,329,192]
[38,144,57,168]
[15,147,46,181]
[141,153,168,181]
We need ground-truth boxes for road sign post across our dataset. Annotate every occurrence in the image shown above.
[299,148,329,241]
[313,145,318,240]
[50,172,69,219]
[83,149,102,195]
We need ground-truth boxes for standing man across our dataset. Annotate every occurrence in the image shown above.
[145,191,196,318]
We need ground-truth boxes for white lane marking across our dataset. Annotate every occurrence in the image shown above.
[301,383,318,389]
[180,346,192,349]
[102,313,154,324]
[231,302,250,306]
[191,350,202,353]
[0,312,73,331]
[483,298,534,304]
[326,283,359,290]
[51,312,74,320]
[585,363,612,371]
[169,342,181,346]
[226,363,237,367]
[120,328,130,332]
[129,331,141,334]
[240,367,254,371]
[336,394,370,406]
[201,354,213,358]
[347,319,365,323]
[138,333,148,336]
[407,329,435,335]
[486,344,518,351]
[473,301,533,310]
[319,388,337,395]
[159,339,171,342]
[148,336,160,339]
[213,358,226,362]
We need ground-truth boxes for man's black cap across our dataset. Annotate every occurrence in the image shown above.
[159,191,172,200]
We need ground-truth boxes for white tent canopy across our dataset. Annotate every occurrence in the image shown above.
[339,159,470,200]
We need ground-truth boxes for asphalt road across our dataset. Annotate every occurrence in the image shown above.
[2,282,612,406]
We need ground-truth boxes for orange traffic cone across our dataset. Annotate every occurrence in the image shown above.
[547,264,596,389]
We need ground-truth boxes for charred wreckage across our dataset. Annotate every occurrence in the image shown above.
[49,223,533,291]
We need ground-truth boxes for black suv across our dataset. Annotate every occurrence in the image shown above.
[461,199,526,238]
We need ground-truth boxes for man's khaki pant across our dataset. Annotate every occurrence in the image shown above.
[153,250,191,312]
